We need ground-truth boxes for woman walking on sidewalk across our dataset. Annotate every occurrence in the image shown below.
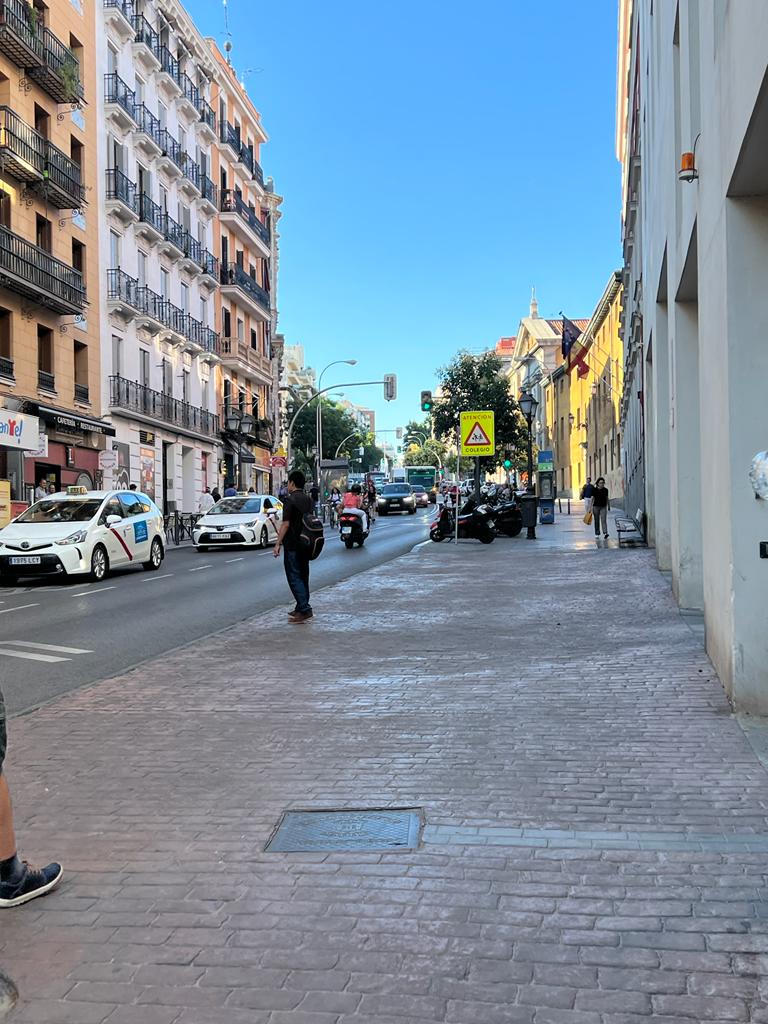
[592,476,610,543]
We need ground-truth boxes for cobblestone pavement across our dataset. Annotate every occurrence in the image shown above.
[2,509,768,1023]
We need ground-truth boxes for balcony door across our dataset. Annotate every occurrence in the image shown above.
[0,190,10,230]
[137,163,151,200]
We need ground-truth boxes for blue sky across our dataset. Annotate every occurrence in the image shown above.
[186,0,621,436]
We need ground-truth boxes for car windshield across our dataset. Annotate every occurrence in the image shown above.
[382,485,410,495]
[208,498,262,514]
[412,486,426,493]
[15,499,102,524]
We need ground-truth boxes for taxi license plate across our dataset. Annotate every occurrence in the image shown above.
[10,556,41,565]
[213,533,232,540]
[341,527,352,535]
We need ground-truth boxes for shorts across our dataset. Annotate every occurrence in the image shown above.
[0,686,6,774]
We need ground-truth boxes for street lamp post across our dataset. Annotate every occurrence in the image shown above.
[316,359,357,487]
[225,408,256,491]
[518,391,539,540]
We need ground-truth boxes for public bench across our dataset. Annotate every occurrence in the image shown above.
[615,507,646,547]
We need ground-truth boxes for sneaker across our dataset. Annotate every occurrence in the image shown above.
[604,534,609,540]
[0,861,63,908]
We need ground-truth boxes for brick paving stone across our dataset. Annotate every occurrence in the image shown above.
[2,514,768,1022]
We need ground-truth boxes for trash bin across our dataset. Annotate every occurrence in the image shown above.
[519,493,538,528]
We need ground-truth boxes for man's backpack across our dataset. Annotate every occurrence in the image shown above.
[299,510,325,560]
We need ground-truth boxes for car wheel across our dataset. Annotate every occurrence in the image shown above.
[143,537,163,571]
[90,544,109,582]
[409,508,416,515]
[430,532,444,542]
[358,536,365,546]
[344,538,354,549]
[259,527,269,549]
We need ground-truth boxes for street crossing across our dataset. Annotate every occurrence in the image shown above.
[0,641,93,663]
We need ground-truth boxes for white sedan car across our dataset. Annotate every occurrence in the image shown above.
[193,494,283,551]
[0,487,165,584]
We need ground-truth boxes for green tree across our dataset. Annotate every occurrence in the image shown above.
[403,439,446,468]
[432,351,526,472]
[288,400,385,475]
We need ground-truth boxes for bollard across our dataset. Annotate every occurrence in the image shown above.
[568,498,571,515]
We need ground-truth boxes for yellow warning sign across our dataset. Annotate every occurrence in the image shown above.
[460,410,495,456]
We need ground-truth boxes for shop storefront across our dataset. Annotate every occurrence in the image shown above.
[21,402,114,498]
[0,407,41,521]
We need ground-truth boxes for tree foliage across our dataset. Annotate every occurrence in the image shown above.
[288,398,384,473]
[432,351,526,471]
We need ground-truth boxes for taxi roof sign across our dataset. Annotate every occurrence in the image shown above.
[460,410,495,456]
[66,485,88,495]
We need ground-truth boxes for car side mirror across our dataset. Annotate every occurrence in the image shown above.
[106,514,122,526]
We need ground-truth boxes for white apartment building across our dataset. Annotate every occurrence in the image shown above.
[98,0,221,512]
[617,0,768,712]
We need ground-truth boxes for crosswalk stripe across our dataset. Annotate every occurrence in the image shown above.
[0,648,70,663]
[1,641,93,654]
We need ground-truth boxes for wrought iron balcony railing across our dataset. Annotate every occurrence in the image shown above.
[178,152,200,191]
[161,211,185,252]
[138,191,164,234]
[252,158,264,189]
[157,127,183,172]
[220,262,270,313]
[201,249,219,279]
[157,44,180,84]
[74,383,89,403]
[199,174,217,207]
[131,13,159,58]
[109,375,219,437]
[104,72,136,120]
[220,189,270,246]
[0,0,83,103]
[133,103,162,149]
[104,0,134,19]
[0,105,83,207]
[38,369,55,392]
[105,167,138,213]
[198,98,216,133]
[0,224,85,313]
[0,355,13,379]
[179,72,199,110]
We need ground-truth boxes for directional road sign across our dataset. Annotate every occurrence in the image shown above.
[460,410,495,456]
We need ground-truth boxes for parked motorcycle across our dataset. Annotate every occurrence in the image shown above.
[429,502,496,543]
[488,498,523,537]
[339,508,369,549]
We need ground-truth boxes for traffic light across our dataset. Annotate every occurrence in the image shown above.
[420,390,433,412]
[383,374,397,401]
[503,451,513,470]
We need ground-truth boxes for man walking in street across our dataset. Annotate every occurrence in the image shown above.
[581,476,594,511]
[310,480,320,511]
[0,686,62,907]
[273,470,313,623]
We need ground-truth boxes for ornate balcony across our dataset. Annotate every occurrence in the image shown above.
[0,354,13,380]
[178,72,199,120]
[252,158,265,190]
[220,262,270,321]
[38,369,55,393]
[156,44,181,98]
[196,98,216,144]
[178,152,201,197]
[109,375,219,439]
[220,338,273,383]
[156,126,183,178]
[104,72,137,131]
[131,13,160,73]
[136,191,164,244]
[133,103,162,159]
[74,383,90,404]
[103,0,135,44]
[0,105,83,209]
[0,225,85,314]
[220,189,271,257]
[197,173,218,217]
[0,1,83,103]
[105,167,138,223]
[158,211,185,260]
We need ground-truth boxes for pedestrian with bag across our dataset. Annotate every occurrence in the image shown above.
[273,470,317,623]
[591,476,610,544]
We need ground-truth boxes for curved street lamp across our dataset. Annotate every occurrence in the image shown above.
[316,359,357,483]
[224,408,256,491]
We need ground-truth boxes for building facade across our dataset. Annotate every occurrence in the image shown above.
[617,0,768,712]
[0,0,107,501]
[209,41,278,495]
[97,0,222,511]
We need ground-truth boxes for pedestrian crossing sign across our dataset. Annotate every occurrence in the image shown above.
[460,410,495,456]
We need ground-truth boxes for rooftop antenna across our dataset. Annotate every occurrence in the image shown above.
[222,0,232,64]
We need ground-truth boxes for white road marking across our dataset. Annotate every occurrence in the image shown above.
[70,587,116,598]
[225,557,244,563]
[141,573,174,583]
[189,565,212,572]
[0,604,39,615]
[0,648,70,663]
[1,640,93,654]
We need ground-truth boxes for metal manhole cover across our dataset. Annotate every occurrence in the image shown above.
[266,807,423,852]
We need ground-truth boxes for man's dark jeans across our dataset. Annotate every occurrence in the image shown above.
[283,546,311,614]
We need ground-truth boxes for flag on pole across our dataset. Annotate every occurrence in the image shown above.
[561,315,590,378]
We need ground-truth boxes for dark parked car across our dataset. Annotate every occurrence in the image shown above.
[376,483,417,515]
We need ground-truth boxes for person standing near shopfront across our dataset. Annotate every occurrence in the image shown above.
[273,470,314,623]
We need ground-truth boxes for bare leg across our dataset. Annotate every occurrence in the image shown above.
[0,775,17,861]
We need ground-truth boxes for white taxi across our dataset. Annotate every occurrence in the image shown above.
[0,487,165,584]
[192,493,282,551]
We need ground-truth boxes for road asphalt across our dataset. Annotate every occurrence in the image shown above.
[0,511,431,715]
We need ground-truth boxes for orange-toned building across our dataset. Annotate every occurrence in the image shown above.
[208,43,280,494]
[0,0,106,505]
